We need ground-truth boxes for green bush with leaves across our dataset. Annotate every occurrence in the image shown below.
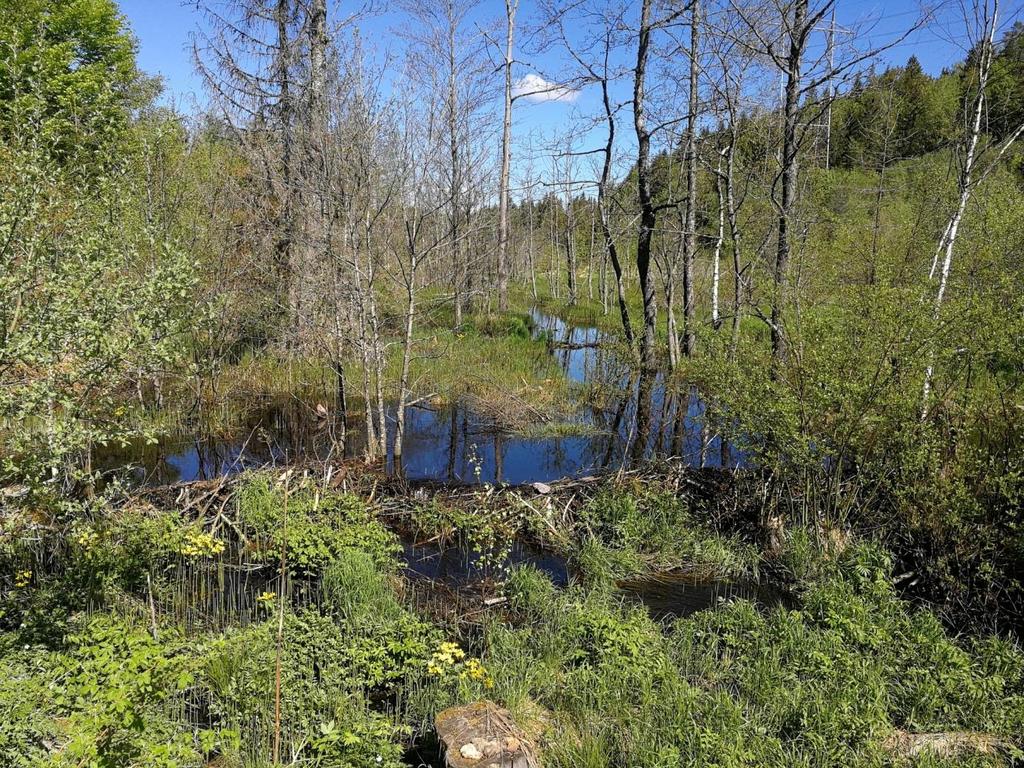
[200,611,416,767]
[0,616,212,768]
[236,476,401,577]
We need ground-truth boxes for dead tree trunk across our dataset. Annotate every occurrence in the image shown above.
[711,149,725,331]
[276,0,298,340]
[496,0,518,311]
[772,0,807,366]
[633,0,658,370]
[598,67,634,349]
[681,0,700,357]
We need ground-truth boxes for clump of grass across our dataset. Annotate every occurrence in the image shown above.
[480,543,1024,768]
[519,420,603,439]
[408,320,572,429]
[183,307,575,435]
[573,483,758,582]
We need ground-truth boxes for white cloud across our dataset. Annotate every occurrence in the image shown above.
[512,73,579,104]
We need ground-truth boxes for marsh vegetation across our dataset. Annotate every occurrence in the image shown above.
[2,0,1024,766]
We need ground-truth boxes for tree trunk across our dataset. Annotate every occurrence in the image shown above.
[633,0,658,370]
[496,0,517,311]
[681,0,700,356]
[448,24,463,328]
[394,247,418,468]
[565,196,578,305]
[598,75,633,348]
[275,0,297,341]
[772,0,807,366]
[724,132,743,359]
[712,150,725,330]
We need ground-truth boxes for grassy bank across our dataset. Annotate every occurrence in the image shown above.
[153,306,577,438]
[1,468,1021,766]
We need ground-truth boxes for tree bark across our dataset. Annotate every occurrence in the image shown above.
[712,150,724,330]
[597,69,634,349]
[275,0,297,340]
[681,0,700,357]
[633,0,658,370]
[772,0,807,366]
[496,0,517,311]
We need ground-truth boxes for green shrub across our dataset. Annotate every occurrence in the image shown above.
[237,476,400,576]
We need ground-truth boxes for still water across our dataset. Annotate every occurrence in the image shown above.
[98,309,736,487]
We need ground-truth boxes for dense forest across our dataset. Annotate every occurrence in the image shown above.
[2,0,1024,765]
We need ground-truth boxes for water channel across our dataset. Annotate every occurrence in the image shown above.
[99,308,736,487]
[101,309,772,622]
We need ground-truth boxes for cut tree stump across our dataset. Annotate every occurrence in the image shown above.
[435,700,539,768]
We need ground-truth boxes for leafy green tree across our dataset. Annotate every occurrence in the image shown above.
[0,143,198,500]
[0,0,146,177]
[891,56,956,157]
[0,1,200,501]
[988,22,1024,141]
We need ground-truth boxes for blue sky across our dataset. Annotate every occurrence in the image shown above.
[118,0,1019,185]
[120,0,992,107]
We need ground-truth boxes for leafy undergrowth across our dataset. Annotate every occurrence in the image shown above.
[0,475,487,767]
[491,544,1024,767]
[1,472,1022,766]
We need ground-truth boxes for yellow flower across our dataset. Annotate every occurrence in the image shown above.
[256,591,276,604]
[432,641,466,666]
[178,529,227,558]
[13,569,31,588]
[459,658,492,686]
[429,641,470,676]
[76,529,99,549]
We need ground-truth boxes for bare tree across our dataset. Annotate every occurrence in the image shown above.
[680,0,701,357]
[193,0,301,340]
[922,0,1024,412]
[539,0,636,348]
[496,0,519,311]
[705,8,759,358]
[729,0,921,365]
[399,0,490,327]
[390,90,447,468]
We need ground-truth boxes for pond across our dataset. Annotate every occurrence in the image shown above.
[97,308,738,487]
[617,571,788,620]
[399,532,784,623]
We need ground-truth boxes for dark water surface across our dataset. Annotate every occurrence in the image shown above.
[400,533,781,622]
[618,572,788,620]
[99,308,736,487]
[402,535,571,588]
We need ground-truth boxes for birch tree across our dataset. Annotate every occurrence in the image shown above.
[922,0,1024,412]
